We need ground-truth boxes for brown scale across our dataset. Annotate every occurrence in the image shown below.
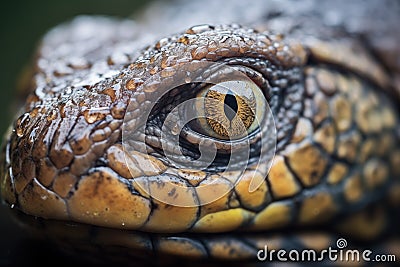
[0,0,399,265]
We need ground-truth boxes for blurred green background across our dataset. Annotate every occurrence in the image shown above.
[0,0,148,265]
[0,0,149,145]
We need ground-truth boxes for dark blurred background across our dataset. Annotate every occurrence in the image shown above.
[0,1,148,265]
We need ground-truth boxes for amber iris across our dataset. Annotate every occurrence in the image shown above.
[195,80,265,140]
[205,89,255,138]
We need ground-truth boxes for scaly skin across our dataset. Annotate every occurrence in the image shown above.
[1,0,399,265]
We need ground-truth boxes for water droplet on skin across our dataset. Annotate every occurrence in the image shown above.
[16,113,31,137]
[16,128,24,137]
[41,195,48,200]
[171,124,180,135]
[29,127,39,143]
[121,222,125,226]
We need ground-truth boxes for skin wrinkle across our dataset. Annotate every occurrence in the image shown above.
[0,1,400,263]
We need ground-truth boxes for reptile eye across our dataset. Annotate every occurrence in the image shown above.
[192,80,266,140]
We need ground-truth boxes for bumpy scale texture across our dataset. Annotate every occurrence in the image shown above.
[1,0,399,265]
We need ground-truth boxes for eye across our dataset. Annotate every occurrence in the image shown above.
[123,61,276,173]
[192,80,266,140]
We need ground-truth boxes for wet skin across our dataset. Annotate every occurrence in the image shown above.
[1,0,399,265]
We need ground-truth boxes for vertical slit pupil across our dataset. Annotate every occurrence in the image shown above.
[224,91,238,121]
